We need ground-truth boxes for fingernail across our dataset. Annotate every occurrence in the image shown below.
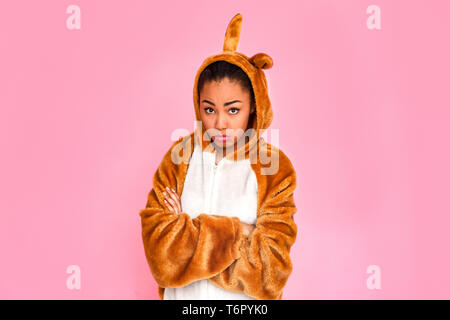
[164,199,167,203]
[166,186,170,191]
[171,188,175,192]
[163,191,166,195]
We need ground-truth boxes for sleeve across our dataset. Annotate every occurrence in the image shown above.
[207,149,298,300]
[139,138,245,288]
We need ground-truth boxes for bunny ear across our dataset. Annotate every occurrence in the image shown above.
[249,53,273,69]
[223,13,243,52]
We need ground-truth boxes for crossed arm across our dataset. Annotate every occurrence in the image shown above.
[139,140,298,299]
[161,186,256,237]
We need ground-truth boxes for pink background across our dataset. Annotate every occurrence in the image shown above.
[1,1,449,299]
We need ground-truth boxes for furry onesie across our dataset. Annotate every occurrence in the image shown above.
[139,13,298,300]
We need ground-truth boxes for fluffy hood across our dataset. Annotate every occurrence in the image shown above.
[192,13,274,161]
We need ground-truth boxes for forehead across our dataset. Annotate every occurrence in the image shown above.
[200,78,249,96]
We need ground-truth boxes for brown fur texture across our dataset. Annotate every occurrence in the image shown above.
[139,13,298,300]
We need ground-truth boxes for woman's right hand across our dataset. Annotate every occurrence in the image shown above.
[241,222,256,237]
[163,186,182,215]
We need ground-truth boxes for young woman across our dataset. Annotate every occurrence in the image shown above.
[139,13,298,300]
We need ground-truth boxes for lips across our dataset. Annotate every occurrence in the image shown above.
[214,135,230,142]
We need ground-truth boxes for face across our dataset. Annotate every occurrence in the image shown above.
[199,77,255,150]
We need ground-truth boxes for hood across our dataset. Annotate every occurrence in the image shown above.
[192,13,274,162]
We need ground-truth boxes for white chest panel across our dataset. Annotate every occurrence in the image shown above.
[164,144,258,300]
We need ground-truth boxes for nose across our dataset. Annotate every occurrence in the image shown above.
[215,112,228,131]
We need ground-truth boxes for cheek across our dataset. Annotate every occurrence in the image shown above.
[227,116,249,137]
[200,115,212,129]
[236,113,250,130]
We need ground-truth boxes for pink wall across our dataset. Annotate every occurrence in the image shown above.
[1,1,449,299]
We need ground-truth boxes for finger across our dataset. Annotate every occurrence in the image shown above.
[165,196,178,214]
[164,190,180,215]
[166,188,182,213]
[163,199,174,212]
[171,188,182,206]
[163,187,178,209]
[169,188,179,199]
[173,196,182,214]
[241,222,248,236]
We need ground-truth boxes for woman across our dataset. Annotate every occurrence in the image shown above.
[139,13,298,300]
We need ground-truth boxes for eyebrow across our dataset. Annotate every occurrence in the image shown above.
[201,99,243,107]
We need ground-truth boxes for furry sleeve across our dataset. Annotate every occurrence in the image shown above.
[208,146,298,300]
[139,138,244,288]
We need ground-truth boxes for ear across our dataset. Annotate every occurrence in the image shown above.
[249,53,273,69]
[223,13,243,52]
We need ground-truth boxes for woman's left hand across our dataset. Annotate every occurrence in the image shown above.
[163,186,182,215]
[241,222,256,237]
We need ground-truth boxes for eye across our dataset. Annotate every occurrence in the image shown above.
[229,108,240,115]
[204,107,214,114]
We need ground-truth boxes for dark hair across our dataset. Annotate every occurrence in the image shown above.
[197,61,256,108]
